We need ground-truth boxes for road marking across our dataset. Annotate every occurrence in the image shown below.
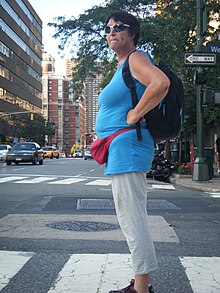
[48,178,86,184]
[47,254,133,293]
[86,179,111,186]
[180,257,220,293]
[152,184,175,190]
[1,251,219,292]
[0,250,34,290]
[209,193,220,198]
[15,177,57,183]
[0,176,27,183]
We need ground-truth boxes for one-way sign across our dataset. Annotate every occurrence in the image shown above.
[184,53,216,66]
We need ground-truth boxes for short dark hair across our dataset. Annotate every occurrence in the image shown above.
[105,11,140,46]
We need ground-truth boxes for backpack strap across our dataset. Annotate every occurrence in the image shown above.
[122,56,142,141]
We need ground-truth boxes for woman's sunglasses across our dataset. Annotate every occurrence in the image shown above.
[105,24,131,34]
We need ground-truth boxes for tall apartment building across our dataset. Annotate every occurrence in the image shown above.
[66,58,102,138]
[85,74,101,134]
[0,0,42,141]
[42,56,86,153]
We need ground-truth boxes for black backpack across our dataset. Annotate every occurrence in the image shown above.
[122,54,184,141]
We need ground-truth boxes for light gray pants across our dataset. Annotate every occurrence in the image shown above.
[111,172,158,275]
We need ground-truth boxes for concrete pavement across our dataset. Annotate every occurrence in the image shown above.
[171,171,220,193]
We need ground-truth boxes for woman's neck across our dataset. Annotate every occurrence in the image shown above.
[117,46,136,68]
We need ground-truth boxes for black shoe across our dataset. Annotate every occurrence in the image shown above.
[109,279,155,293]
[149,284,155,293]
[108,279,137,293]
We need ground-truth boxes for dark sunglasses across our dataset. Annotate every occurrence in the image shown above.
[105,23,131,34]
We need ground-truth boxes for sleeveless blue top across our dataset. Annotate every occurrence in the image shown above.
[95,51,154,176]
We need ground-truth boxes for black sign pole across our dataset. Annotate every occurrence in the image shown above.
[193,0,209,181]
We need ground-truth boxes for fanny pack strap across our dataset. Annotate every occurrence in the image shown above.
[112,128,133,139]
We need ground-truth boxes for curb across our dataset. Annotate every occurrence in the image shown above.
[170,174,220,193]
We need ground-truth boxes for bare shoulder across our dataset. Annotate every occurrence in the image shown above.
[129,51,153,68]
[128,51,169,86]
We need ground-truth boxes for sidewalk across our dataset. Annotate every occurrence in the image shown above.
[171,171,220,193]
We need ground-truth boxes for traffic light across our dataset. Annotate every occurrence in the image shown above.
[30,113,34,120]
[194,71,208,85]
[202,89,220,106]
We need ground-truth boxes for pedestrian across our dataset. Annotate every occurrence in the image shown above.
[215,137,220,173]
[95,11,170,293]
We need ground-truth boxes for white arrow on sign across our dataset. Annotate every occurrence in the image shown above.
[186,54,215,63]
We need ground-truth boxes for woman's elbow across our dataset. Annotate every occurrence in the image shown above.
[160,76,170,96]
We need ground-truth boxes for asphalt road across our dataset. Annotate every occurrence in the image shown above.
[0,158,220,293]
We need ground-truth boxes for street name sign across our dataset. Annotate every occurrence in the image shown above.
[184,53,216,66]
[207,43,220,55]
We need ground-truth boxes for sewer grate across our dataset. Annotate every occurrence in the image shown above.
[47,221,120,232]
[76,199,180,210]
[77,199,115,210]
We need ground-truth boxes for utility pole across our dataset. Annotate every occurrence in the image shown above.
[192,0,209,181]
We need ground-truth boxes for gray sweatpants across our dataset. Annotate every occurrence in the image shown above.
[111,172,158,275]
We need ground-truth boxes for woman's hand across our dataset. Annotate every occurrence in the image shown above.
[127,109,145,125]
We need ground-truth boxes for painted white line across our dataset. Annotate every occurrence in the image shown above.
[0,176,27,183]
[86,179,111,186]
[209,193,220,198]
[15,177,57,184]
[152,184,175,190]
[48,178,86,185]
[180,257,220,293]
[0,250,34,290]
[48,254,133,293]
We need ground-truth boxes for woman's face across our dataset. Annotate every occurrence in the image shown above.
[106,18,134,53]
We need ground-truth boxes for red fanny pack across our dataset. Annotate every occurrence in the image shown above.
[90,128,132,165]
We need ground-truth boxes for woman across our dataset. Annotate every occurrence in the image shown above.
[95,11,170,293]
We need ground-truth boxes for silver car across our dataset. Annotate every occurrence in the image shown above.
[0,144,11,162]
[84,147,93,160]
[6,142,44,165]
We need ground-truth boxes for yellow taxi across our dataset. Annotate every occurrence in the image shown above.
[42,146,60,159]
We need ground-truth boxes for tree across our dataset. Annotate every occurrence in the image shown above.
[48,0,220,136]
[12,113,48,146]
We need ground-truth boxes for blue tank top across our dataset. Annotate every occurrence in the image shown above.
[95,50,154,175]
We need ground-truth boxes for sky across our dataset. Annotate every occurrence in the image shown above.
[29,0,104,75]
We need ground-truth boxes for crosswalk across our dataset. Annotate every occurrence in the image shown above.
[0,175,176,189]
[0,251,219,293]
[0,175,111,186]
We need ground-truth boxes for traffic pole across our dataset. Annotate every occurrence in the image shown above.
[192,0,209,181]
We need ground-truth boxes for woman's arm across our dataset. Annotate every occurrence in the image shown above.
[126,51,170,125]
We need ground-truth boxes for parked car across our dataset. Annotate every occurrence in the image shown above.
[0,144,11,162]
[42,146,60,159]
[72,150,82,158]
[59,152,66,158]
[84,147,93,160]
[6,142,43,165]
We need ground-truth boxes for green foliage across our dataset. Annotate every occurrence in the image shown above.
[48,0,220,133]
[11,113,52,146]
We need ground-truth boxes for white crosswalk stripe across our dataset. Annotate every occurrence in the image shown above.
[0,176,27,183]
[0,251,34,291]
[152,184,175,190]
[0,251,219,293]
[48,178,86,184]
[180,257,220,293]
[15,177,57,184]
[86,179,111,186]
[208,192,220,198]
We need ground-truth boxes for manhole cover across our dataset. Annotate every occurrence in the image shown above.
[47,221,120,232]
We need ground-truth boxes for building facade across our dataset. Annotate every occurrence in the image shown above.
[42,65,86,154]
[0,0,42,142]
